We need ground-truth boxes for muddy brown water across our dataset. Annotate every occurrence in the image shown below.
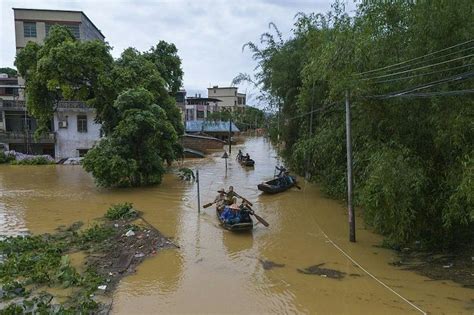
[0,137,472,314]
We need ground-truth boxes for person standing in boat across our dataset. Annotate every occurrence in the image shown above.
[215,188,226,212]
[276,166,287,177]
[237,149,243,160]
[245,153,250,161]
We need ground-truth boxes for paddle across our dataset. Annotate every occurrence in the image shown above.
[245,205,269,227]
[294,183,302,190]
[203,202,215,208]
[232,192,253,206]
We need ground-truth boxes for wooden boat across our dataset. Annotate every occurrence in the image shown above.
[216,207,253,232]
[257,176,297,194]
[237,156,255,167]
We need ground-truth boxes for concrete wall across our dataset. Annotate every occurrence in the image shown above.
[207,87,246,111]
[54,110,100,159]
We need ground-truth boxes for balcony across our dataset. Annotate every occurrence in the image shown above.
[0,131,55,144]
[0,100,92,112]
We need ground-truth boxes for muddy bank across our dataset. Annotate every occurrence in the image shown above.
[0,204,177,313]
[392,247,474,288]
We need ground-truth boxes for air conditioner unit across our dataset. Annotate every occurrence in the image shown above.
[59,121,68,128]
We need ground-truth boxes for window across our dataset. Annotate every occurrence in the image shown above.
[24,22,37,37]
[77,115,87,132]
[197,110,205,119]
[46,23,80,39]
[78,149,89,157]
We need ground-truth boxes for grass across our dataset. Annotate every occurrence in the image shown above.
[10,157,54,165]
[105,202,137,220]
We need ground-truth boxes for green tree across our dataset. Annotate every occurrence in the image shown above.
[0,67,17,77]
[83,88,177,187]
[240,0,474,249]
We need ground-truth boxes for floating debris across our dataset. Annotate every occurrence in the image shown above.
[259,259,285,270]
[297,263,346,279]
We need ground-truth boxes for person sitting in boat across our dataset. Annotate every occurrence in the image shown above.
[215,188,226,212]
[225,186,238,205]
[245,153,250,161]
[220,203,241,224]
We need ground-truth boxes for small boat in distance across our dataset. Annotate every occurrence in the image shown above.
[237,151,255,167]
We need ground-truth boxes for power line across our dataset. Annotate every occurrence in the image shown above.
[359,54,474,81]
[363,89,474,100]
[354,39,474,77]
[359,45,474,80]
[286,102,340,121]
[368,63,473,84]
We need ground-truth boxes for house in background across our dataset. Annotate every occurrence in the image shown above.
[185,95,221,121]
[185,120,239,142]
[1,8,106,159]
[207,85,246,112]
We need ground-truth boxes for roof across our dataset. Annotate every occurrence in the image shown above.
[13,8,105,39]
[185,120,240,133]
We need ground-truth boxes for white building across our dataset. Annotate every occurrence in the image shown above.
[184,96,221,121]
[5,8,105,160]
[54,101,101,159]
[207,86,246,112]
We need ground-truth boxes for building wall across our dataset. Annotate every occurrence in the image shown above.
[207,86,246,111]
[54,110,101,159]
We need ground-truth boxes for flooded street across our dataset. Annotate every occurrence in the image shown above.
[0,136,472,314]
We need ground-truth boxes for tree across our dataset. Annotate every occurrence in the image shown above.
[240,0,474,249]
[83,88,177,187]
[144,41,184,95]
[0,67,17,77]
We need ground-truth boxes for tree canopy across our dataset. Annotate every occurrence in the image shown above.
[238,0,474,249]
[0,67,17,77]
[16,25,185,187]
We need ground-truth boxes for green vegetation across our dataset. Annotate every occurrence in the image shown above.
[15,25,184,187]
[0,152,14,164]
[0,231,105,312]
[238,1,473,249]
[10,157,54,165]
[206,106,265,131]
[105,202,137,220]
[0,67,17,77]
[0,202,167,313]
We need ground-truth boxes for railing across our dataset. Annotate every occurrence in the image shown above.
[0,131,55,143]
[0,100,89,109]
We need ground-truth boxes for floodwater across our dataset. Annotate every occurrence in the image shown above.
[0,136,473,314]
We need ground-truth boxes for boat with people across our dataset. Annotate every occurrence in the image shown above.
[216,203,254,232]
[257,166,299,194]
[236,150,255,167]
[204,186,269,232]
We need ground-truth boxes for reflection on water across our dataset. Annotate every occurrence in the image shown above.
[0,137,472,314]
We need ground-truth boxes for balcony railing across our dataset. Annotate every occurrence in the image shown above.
[0,131,55,144]
[0,100,90,110]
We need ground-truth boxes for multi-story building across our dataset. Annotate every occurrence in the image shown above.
[184,95,221,121]
[207,85,246,111]
[0,8,105,159]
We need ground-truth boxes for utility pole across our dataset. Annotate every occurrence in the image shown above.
[228,111,232,154]
[196,169,201,213]
[345,90,355,242]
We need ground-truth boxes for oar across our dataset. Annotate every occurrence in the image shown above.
[233,192,253,206]
[245,205,269,227]
[294,183,302,190]
[203,201,215,208]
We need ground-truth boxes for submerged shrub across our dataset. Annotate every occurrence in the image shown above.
[10,157,53,165]
[105,202,137,220]
[0,152,14,164]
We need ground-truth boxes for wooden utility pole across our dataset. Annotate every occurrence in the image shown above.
[345,90,355,242]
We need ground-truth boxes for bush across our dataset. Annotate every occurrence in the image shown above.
[10,157,53,165]
[105,202,137,220]
[0,152,14,164]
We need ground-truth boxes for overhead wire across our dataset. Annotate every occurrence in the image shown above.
[353,39,474,77]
